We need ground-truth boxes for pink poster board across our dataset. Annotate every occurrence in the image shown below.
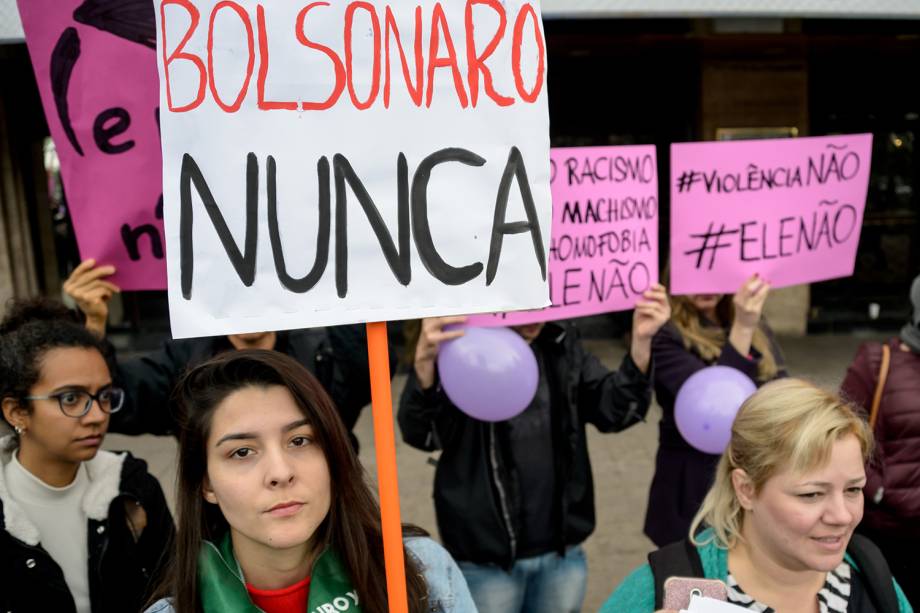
[18,0,166,290]
[670,134,873,295]
[469,145,659,327]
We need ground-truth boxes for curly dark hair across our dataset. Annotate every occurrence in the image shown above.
[0,297,110,426]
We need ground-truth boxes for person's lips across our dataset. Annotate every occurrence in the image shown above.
[266,501,305,517]
[811,534,847,552]
[74,434,103,447]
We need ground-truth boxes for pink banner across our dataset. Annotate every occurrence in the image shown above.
[670,134,873,295]
[18,0,165,290]
[469,145,659,327]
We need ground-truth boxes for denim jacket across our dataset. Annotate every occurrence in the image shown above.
[145,536,476,613]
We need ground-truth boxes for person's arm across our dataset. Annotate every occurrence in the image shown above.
[111,341,190,436]
[396,317,466,451]
[600,564,658,613]
[579,285,670,432]
[839,342,877,417]
[62,259,120,337]
[397,367,470,452]
[134,473,176,594]
[727,274,770,358]
[652,323,761,404]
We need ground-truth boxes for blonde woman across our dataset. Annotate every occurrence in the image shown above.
[603,379,913,613]
[644,274,786,546]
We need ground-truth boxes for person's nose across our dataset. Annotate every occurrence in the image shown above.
[823,491,856,526]
[81,396,108,427]
[264,446,296,489]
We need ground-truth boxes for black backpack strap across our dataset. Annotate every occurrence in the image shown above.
[846,533,899,613]
[649,539,706,610]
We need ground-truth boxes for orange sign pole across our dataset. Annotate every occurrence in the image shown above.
[366,321,409,613]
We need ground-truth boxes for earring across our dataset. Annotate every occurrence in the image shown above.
[13,425,23,435]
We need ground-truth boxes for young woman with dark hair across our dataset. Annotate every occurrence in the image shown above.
[145,349,474,613]
[0,298,175,613]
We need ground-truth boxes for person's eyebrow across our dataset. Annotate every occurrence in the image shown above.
[49,382,113,393]
[216,419,311,447]
[216,431,258,447]
[283,418,311,433]
[799,477,866,487]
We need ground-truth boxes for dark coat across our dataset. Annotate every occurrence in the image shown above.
[398,322,652,567]
[0,444,175,613]
[109,325,373,437]
[644,321,786,547]
[841,338,920,538]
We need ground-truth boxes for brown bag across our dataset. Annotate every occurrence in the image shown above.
[868,343,891,430]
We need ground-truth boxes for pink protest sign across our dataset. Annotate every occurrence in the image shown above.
[469,145,659,327]
[18,0,165,290]
[670,134,873,295]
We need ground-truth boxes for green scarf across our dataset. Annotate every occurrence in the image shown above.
[198,532,363,613]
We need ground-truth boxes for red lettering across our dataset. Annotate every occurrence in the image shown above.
[344,2,381,110]
[256,4,297,110]
[426,3,469,109]
[383,6,423,108]
[511,4,545,104]
[296,2,346,111]
[207,1,254,113]
[160,0,206,113]
[465,0,513,107]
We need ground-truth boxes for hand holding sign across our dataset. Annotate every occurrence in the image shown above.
[630,283,671,374]
[413,316,467,390]
[63,259,121,336]
[727,274,770,358]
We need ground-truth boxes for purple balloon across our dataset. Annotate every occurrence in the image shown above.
[674,366,757,455]
[437,327,539,422]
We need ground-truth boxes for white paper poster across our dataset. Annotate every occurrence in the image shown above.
[155,0,551,337]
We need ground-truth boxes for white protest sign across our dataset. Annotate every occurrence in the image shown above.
[155,0,551,338]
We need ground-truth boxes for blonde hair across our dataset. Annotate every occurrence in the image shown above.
[690,379,872,549]
[670,294,779,381]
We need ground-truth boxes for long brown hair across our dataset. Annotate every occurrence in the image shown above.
[670,294,779,382]
[153,350,428,613]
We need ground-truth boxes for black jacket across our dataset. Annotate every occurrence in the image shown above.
[398,323,652,567]
[110,325,372,437]
[0,440,175,613]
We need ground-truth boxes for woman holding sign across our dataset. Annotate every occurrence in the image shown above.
[398,285,671,613]
[603,379,912,613]
[644,274,786,547]
[144,350,475,613]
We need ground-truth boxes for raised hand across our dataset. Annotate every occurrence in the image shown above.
[414,316,466,389]
[729,273,770,356]
[62,259,120,337]
[630,283,671,374]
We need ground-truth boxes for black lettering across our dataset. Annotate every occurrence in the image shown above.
[335,153,412,298]
[179,152,258,300]
[628,261,650,294]
[562,267,581,305]
[832,204,858,243]
[267,156,330,294]
[778,216,795,257]
[93,107,134,154]
[120,224,163,261]
[411,148,485,285]
[485,146,547,285]
[739,221,758,261]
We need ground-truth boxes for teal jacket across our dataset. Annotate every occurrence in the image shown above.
[601,531,913,613]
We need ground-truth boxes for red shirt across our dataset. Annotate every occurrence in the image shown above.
[246,576,311,613]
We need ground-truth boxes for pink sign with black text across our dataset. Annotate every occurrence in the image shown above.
[670,134,872,295]
[469,145,659,327]
[18,0,165,290]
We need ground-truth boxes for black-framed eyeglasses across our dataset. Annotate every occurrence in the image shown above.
[24,387,125,418]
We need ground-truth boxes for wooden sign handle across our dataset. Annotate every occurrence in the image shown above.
[366,322,409,613]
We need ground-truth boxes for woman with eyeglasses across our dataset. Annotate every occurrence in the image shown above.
[0,298,175,613]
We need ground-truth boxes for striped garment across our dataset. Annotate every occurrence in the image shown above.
[726,562,851,613]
